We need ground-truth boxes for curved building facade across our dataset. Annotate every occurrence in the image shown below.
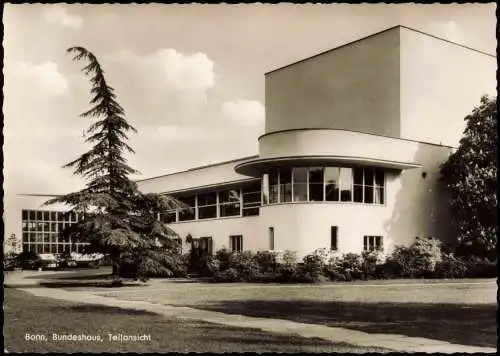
[9,26,496,258]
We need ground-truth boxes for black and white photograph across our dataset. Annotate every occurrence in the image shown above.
[3,3,497,353]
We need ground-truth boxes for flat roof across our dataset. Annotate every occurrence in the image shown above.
[265,25,495,75]
[135,154,259,183]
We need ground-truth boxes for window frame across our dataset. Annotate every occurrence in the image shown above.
[229,235,243,253]
[363,235,383,252]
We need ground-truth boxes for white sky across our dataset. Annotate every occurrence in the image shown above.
[3,3,497,202]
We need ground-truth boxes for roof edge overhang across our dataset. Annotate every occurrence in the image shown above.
[235,155,421,177]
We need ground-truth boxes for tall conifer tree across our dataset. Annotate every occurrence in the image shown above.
[46,47,186,282]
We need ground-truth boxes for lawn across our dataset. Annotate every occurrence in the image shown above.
[4,288,387,353]
[94,279,497,348]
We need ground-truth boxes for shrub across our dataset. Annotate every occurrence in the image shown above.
[389,237,443,278]
[214,248,234,271]
[361,250,385,279]
[230,251,260,282]
[213,268,240,283]
[433,253,468,278]
[187,247,216,277]
[276,250,299,283]
[464,256,497,278]
[323,253,363,282]
[253,250,278,273]
[295,253,328,283]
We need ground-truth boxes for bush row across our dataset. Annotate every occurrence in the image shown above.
[166,236,496,283]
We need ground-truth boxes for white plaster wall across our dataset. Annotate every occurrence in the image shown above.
[265,27,401,136]
[383,142,455,247]
[165,216,265,253]
[400,28,497,147]
[137,156,257,194]
[260,203,391,259]
[259,129,421,166]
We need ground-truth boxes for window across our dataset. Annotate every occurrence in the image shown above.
[178,196,196,221]
[262,173,270,205]
[269,227,274,250]
[331,226,338,250]
[292,167,308,201]
[374,169,384,204]
[325,167,340,201]
[363,235,383,251]
[309,167,324,201]
[242,182,261,216]
[219,189,241,217]
[339,168,353,202]
[353,168,363,203]
[269,169,279,204]
[196,237,213,254]
[279,167,292,203]
[230,235,243,252]
[22,210,28,220]
[364,169,374,204]
[198,192,217,219]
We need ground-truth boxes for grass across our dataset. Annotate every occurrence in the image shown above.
[190,299,497,348]
[4,288,388,353]
[93,279,496,348]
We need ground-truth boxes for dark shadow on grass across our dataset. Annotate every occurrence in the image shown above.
[66,304,159,316]
[189,300,496,348]
[38,281,146,288]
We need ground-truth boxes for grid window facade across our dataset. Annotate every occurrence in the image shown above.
[158,180,261,224]
[21,209,88,254]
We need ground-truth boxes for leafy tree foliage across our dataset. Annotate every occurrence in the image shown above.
[45,47,186,282]
[440,95,497,260]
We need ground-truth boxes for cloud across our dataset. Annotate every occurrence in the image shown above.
[43,5,83,30]
[102,48,215,125]
[5,61,69,97]
[138,125,208,143]
[221,99,265,126]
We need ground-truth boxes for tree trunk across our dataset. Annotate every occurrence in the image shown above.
[111,254,122,286]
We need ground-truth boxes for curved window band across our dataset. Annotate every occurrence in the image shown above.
[262,166,385,205]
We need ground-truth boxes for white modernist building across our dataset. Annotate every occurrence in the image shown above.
[10,26,496,258]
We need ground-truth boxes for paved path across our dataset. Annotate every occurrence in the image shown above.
[13,284,496,354]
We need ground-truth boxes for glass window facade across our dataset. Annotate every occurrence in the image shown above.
[242,182,261,217]
[198,192,217,220]
[178,196,196,221]
[219,189,241,217]
[158,180,261,224]
[262,166,385,205]
[21,209,87,254]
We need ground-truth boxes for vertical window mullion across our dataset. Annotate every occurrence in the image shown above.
[323,168,326,202]
[216,192,220,218]
[306,168,309,202]
[195,195,199,220]
[362,168,365,203]
[373,168,376,203]
[277,169,280,203]
[239,188,243,216]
